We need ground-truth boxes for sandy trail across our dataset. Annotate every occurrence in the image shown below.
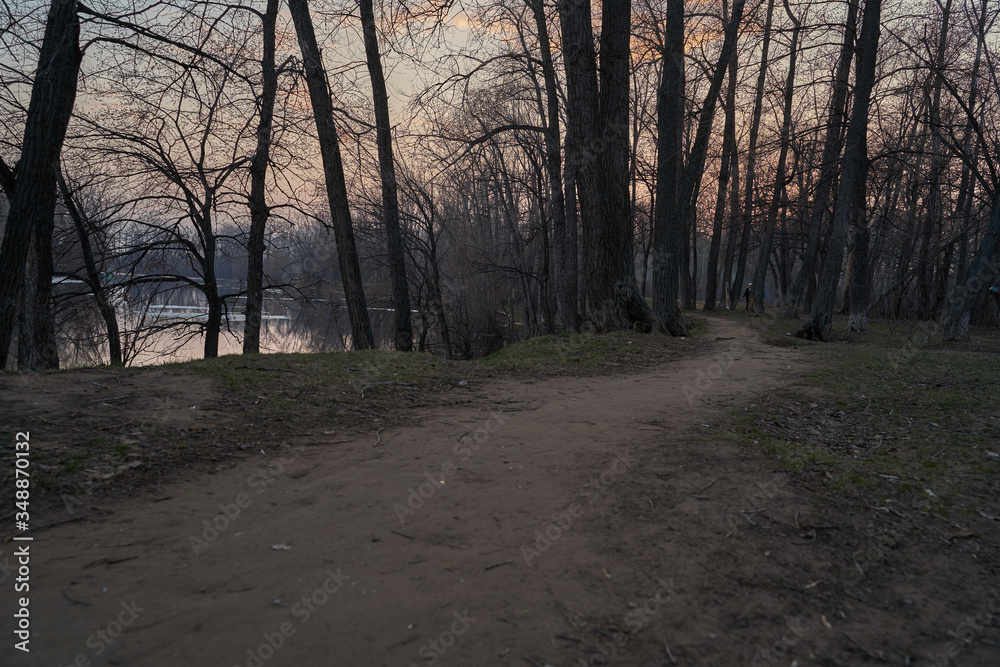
[4,317,821,666]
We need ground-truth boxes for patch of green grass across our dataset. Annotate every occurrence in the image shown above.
[62,451,89,473]
[173,328,688,426]
[732,315,1000,517]
[113,441,131,460]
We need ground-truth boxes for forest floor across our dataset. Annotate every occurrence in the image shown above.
[2,310,1000,667]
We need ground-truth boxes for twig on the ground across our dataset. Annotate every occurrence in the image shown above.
[663,640,678,664]
[90,395,135,404]
[391,530,414,540]
[791,531,816,545]
[843,631,885,660]
[62,587,91,606]
[485,560,513,571]
[374,426,384,446]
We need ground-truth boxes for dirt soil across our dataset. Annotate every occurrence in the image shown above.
[2,315,998,667]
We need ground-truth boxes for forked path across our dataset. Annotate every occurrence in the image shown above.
[5,317,825,666]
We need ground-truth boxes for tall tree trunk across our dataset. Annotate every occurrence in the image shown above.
[427,219,452,359]
[722,85,741,309]
[288,0,375,349]
[654,0,745,331]
[529,0,577,332]
[704,0,739,311]
[597,0,656,330]
[244,0,280,355]
[202,209,223,359]
[564,135,581,321]
[0,0,81,368]
[651,0,687,335]
[795,0,881,341]
[59,176,122,365]
[847,154,871,330]
[784,0,858,317]
[944,191,1000,341]
[753,0,800,315]
[19,199,59,370]
[943,0,993,341]
[731,0,774,312]
[916,0,953,320]
[361,0,413,351]
[953,0,987,287]
[559,0,654,331]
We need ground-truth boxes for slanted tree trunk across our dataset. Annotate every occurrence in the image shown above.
[731,0,774,312]
[753,0,800,315]
[784,0,858,317]
[288,0,374,349]
[361,0,413,351]
[244,0,280,355]
[704,0,739,311]
[795,0,881,341]
[59,176,122,365]
[0,0,81,368]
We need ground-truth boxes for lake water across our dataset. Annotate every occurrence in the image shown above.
[58,292,398,368]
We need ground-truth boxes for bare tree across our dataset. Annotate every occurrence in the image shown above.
[795,0,881,341]
[559,0,655,332]
[653,0,745,331]
[752,0,801,315]
[784,0,858,317]
[288,0,375,349]
[360,0,414,350]
[244,0,281,355]
[0,0,82,368]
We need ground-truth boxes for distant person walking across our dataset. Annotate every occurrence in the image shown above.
[744,283,753,311]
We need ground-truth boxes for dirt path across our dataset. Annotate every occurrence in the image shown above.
[1,316,994,666]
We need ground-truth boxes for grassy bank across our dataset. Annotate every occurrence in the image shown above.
[727,310,1000,521]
